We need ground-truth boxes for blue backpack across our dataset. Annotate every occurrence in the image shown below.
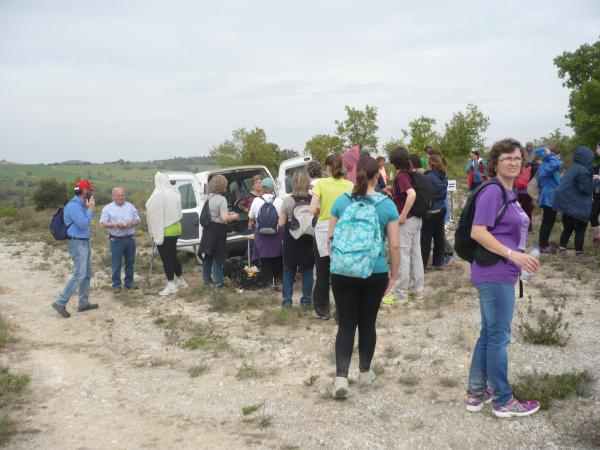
[256,195,279,235]
[330,193,385,279]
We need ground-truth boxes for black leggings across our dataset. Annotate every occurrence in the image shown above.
[560,214,588,252]
[157,236,182,281]
[421,209,445,268]
[331,272,388,377]
[259,256,283,287]
[591,193,600,228]
[538,206,558,248]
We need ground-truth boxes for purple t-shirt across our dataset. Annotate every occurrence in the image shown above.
[470,184,530,285]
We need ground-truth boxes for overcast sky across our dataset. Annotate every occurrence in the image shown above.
[1,1,598,164]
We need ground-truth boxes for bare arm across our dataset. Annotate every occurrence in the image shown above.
[326,215,338,253]
[278,211,287,229]
[471,225,539,274]
[309,195,320,217]
[399,188,416,223]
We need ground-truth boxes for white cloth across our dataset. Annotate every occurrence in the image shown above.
[248,193,283,219]
[145,173,183,245]
[314,220,329,258]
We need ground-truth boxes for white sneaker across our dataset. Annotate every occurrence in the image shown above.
[358,369,376,385]
[176,278,189,289]
[159,282,179,296]
[332,376,349,399]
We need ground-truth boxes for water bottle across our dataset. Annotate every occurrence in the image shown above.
[520,245,540,283]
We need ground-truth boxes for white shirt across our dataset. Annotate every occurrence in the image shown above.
[248,193,283,219]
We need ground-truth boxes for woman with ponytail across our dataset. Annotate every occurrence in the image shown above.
[309,153,354,319]
[326,155,400,398]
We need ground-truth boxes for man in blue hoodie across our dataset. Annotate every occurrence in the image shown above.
[51,180,99,318]
[553,146,594,257]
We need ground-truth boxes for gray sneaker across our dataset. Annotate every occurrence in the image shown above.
[358,369,376,385]
[332,376,349,399]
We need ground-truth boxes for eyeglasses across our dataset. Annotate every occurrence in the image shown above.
[498,157,522,164]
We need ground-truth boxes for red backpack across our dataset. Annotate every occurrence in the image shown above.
[514,165,532,190]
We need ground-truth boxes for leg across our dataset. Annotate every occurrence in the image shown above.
[202,254,214,284]
[573,218,588,252]
[212,259,224,286]
[55,240,88,307]
[272,256,283,283]
[171,237,182,278]
[124,238,136,287]
[420,216,433,268]
[431,210,445,267]
[312,240,330,316]
[331,275,360,377]
[110,239,125,288]
[300,265,314,308]
[260,258,274,286]
[590,194,600,228]
[77,242,93,309]
[538,206,557,248]
[392,222,411,298]
[410,217,425,295]
[356,273,388,372]
[157,240,175,281]
[467,297,489,395]
[282,264,296,307]
[559,214,575,248]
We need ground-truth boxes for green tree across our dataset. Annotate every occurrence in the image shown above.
[304,134,344,163]
[554,38,600,148]
[335,105,379,153]
[533,128,576,169]
[438,104,490,158]
[382,138,407,156]
[32,178,68,210]
[276,148,300,163]
[401,116,439,154]
[210,127,281,175]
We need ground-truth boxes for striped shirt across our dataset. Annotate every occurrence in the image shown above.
[99,201,140,237]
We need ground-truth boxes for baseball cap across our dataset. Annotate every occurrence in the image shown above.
[261,178,274,189]
[75,179,96,191]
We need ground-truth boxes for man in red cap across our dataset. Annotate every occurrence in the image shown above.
[51,180,99,318]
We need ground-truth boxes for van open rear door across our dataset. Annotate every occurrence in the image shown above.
[277,155,312,198]
[167,174,202,248]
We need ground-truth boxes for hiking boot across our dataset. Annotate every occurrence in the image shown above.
[159,283,179,296]
[300,300,312,311]
[125,283,139,290]
[282,300,292,310]
[332,376,349,399]
[466,387,493,412]
[51,302,70,318]
[176,278,189,289]
[312,311,330,320]
[77,303,99,313]
[557,247,568,259]
[493,398,540,418]
[358,369,376,386]
[113,286,121,294]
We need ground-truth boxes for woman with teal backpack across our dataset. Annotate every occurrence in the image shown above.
[327,156,400,399]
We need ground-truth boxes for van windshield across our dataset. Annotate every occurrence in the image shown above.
[209,168,270,212]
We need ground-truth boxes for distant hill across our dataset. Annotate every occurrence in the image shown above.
[0,160,17,165]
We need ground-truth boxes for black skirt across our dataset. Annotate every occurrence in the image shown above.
[283,224,314,267]
[199,222,228,265]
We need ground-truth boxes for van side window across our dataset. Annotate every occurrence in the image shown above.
[177,182,197,209]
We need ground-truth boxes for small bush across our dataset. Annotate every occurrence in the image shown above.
[439,377,459,388]
[0,316,7,349]
[0,414,15,446]
[513,370,593,410]
[182,324,214,350]
[257,308,301,327]
[519,296,571,346]
[32,178,68,210]
[303,375,319,387]
[236,361,261,380]
[398,374,420,386]
[242,402,263,416]
[187,364,208,378]
[0,365,30,408]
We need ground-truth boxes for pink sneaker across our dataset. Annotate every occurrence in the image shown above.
[493,398,540,418]
[466,387,493,412]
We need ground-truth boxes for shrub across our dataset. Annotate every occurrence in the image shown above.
[519,296,571,346]
[32,178,68,210]
[513,370,593,410]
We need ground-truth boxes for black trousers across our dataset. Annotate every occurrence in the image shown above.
[591,193,600,227]
[259,256,283,287]
[312,240,331,316]
[332,272,388,377]
[560,214,588,252]
[421,209,445,268]
[538,206,558,248]
[157,236,182,281]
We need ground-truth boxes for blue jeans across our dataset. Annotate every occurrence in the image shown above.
[110,237,136,288]
[468,282,515,407]
[202,255,224,287]
[282,264,313,308]
[55,240,92,309]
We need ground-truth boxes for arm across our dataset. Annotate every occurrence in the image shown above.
[471,225,539,274]
[575,171,593,194]
[278,211,287,229]
[326,215,338,253]
[465,160,472,174]
[385,220,400,293]
[309,194,320,217]
[399,188,416,224]
[68,201,94,231]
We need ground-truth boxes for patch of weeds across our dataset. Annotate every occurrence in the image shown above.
[433,310,443,319]
[257,308,301,327]
[432,358,444,366]
[425,328,433,338]
[212,337,231,356]
[403,352,421,362]
[209,289,278,313]
[371,361,386,376]
[0,316,8,349]
[33,262,51,271]
[398,373,420,386]
[574,416,600,447]
[439,377,459,388]
[452,329,469,349]
[303,375,319,387]
[116,289,143,308]
[383,344,401,359]
[0,414,16,446]
[258,414,273,428]
[518,296,571,346]
[513,370,593,410]
[435,290,453,306]
[428,390,439,401]
[183,283,211,303]
[242,402,263,416]
[404,388,417,395]
[149,358,173,368]
[573,309,583,316]
[187,364,208,378]
[236,361,261,380]
[183,324,215,350]
[0,365,30,407]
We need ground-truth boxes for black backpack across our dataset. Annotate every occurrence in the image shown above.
[199,196,213,229]
[408,172,434,218]
[454,180,515,263]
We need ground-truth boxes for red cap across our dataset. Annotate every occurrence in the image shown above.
[75,179,96,191]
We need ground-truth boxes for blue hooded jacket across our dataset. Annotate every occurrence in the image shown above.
[553,146,594,222]
[425,169,448,211]
[534,147,562,208]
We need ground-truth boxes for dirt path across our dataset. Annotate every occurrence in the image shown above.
[1,238,599,449]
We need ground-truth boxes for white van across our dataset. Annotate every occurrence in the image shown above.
[163,155,312,259]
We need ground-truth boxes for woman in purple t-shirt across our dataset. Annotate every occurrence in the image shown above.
[466,138,541,418]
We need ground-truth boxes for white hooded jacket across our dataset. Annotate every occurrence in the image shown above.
[145,173,183,245]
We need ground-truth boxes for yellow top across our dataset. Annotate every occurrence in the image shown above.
[164,221,182,237]
[312,177,354,222]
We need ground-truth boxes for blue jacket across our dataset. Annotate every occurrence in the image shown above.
[425,169,448,211]
[553,146,594,222]
[64,196,94,238]
[534,147,562,208]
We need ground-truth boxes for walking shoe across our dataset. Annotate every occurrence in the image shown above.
[411,291,424,300]
[466,387,493,412]
[159,283,179,296]
[176,278,189,289]
[300,301,312,311]
[282,301,292,310]
[539,245,554,255]
[493,398,540,418]
[113,287,121,294]
[312,311,330,320]
[382,294,407,305]
[51,302,70,318]
[77,303,99,313]
[557,247,568,259]
[125,283,139,290]
[332,376,349,399]
[358,369,377,386]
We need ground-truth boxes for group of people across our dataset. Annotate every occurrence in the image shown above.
[50,137,600,419]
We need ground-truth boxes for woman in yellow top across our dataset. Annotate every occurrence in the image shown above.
[146,173,189,296]
[309,153,354,319]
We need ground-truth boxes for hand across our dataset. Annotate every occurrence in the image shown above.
[384,275,396,295]
[508,252,540,274]
[544,148,551,156]
[398,214,407,225]
[86,197,95,209]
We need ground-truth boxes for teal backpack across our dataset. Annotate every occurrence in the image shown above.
[330,193,386,279]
